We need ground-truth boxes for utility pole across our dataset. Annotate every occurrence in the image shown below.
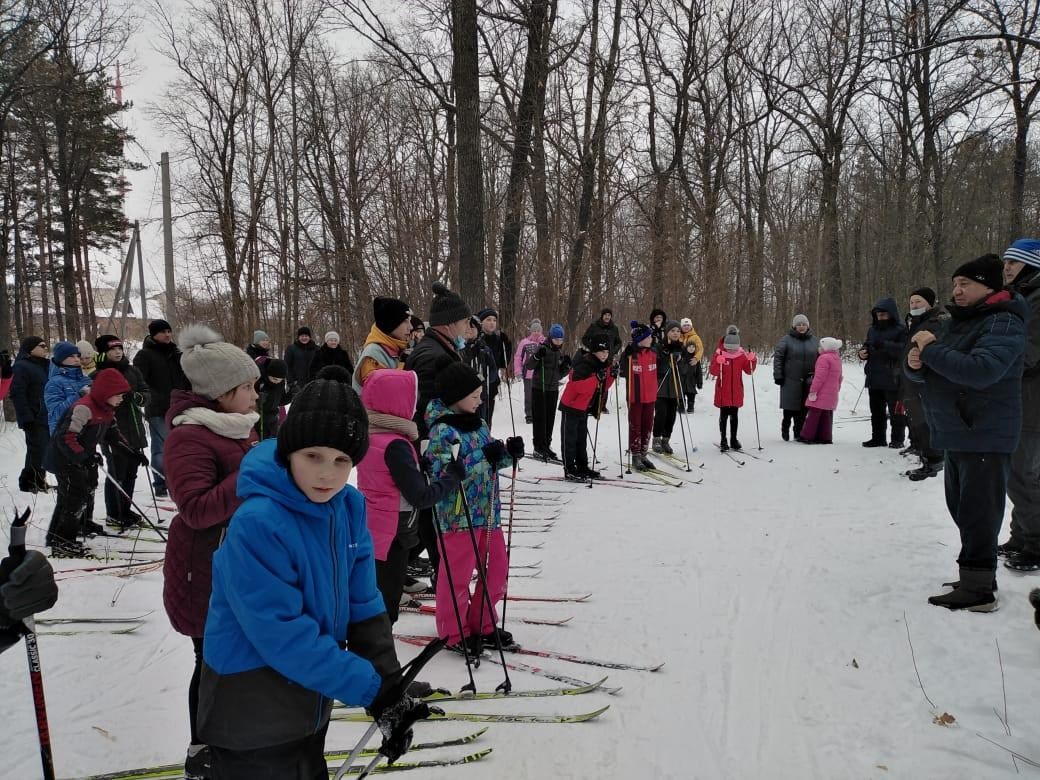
[160,152,177,327]
[135,219,147,331]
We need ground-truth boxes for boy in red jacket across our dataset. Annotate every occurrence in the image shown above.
[619,322,658,470]
[44,368,134,557]
[559,337,615,480]
[710,325,758,452]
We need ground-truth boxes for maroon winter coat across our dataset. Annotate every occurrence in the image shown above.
[162,390,258,637]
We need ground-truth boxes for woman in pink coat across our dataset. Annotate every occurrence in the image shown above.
[798,337,843,444]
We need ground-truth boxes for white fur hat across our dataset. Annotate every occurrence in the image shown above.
[819,337,843,352]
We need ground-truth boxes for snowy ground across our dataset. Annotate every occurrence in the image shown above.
[2,366,1040,779]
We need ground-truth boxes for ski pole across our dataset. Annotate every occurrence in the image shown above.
[499,457,518,638]
[750,358,763,451]
[96,460,168,542]
[851,382,866,414]
[454,465,512,693]
[332,637,446,780]
[669,354,693,471]
[614,364,625,478]
[9,508,56,780]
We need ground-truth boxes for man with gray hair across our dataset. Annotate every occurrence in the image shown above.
[998,239,1040,572]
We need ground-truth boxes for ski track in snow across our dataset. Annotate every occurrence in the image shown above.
[2,368,1040,778]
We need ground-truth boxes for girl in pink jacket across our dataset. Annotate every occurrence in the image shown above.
[357,369,463,622]
[798,337,843,444]
[512,319,545,423]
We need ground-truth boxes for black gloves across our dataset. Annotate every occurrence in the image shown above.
[1030,589,1040,631]
[611,364,620,378]
[482,440,508,467]
[0,550,58,625]
[535,346,547,359]
[369,672,442,763]
[774,377,784,386]
[444,456,466,483]
[596,367,607,381]
[135,451,149,467]
[91,453,104,467]
[505,436,525,461]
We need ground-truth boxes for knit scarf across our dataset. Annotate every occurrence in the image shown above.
[367,412,418,441]
[172,406,259,439]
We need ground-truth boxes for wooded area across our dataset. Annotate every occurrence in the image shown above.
[2,0,1039,351]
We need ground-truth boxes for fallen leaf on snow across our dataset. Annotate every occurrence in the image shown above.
[933,712,956,726]
[852,658,859,668]
[92,725,114,740]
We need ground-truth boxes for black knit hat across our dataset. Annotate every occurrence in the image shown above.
[410,315,425,331]
[477,307,498,321]
[952,254,1004,292]
[374,297,412,335]
[590,336,610,352]
[95,334,122,354]
[20,336,44,354]
[910,286,937,307]
[266,358,287,379]
[149,319,173,336]
[428,282,471,326]
[277,365,369,464]
[297,326,312,338]
[435,361,483,407]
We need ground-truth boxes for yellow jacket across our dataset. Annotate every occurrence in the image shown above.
[680,328,704,361]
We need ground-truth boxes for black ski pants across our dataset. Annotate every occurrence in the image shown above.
[561,410,590,475]
[211,722,329,780]
[868,388,906,444]
[20,422,49,488]
[531,388,558,452]
[719,407,739,441]
[944,450,1010,571]
[104,447,139,522]
[47,462,96,545]
[375,534,410,623]
[653,397,678,438]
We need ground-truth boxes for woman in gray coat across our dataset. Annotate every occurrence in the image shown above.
[773,314,820,440]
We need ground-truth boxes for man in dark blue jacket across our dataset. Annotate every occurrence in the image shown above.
[10,337,51,493]
[859,297,909,447]
[906,254,1028,612]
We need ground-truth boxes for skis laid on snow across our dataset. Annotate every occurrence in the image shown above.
[69,736,491,779]
[536,474,667,492]
[37,612,152,625]
[334,707,609,725]
[399,601,571,626]
[335,678,607,709]
[411,591,591,604]
[38,624,143,637]
[396,633,663,672]
[54,559,164,575]
[615,461,684,487]
[713,443,745,465]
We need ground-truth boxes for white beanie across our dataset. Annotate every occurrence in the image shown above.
[819,337,843,353]
[324,331,340,344]
[680,318,693,329]
[179,325,260,400]
[75,340,95,358]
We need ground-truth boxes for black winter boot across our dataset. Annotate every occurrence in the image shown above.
[719,436,729,452]
[929,567,998,612]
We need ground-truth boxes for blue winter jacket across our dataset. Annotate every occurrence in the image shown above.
[863,297,908,391]
[905,291,1028,453]
[200,439,390,749]
[44,363,91,433]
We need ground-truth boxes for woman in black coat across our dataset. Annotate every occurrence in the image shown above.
[309,331,354,380]
[773,314,819,440]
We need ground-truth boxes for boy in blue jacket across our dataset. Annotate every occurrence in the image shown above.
[199,366,434,779]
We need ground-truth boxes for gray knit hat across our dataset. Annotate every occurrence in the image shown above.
[791,314,809,328]
[179,325,260,399]
[253,330,270,343]
[428,282,471,326]
[723,325,741,350]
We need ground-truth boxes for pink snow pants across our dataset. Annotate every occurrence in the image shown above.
[435,527,507,644]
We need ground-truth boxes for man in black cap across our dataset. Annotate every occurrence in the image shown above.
[477,307,511,426]
[284,326,318,397]
[10,336,51,492]
[901,286,947,480]
[906,254,1028,611]
[133,319,189,497]
[404,283,472,580]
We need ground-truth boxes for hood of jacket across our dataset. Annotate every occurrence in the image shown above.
[50,363,87,382]
[649,308,668,324]
[236,438,351,522]
[167,389,220,420]
[361,368,417,419]
[424,397,455,431]
[143,335,180,354]
[871,297,900,324]
[788,327,814,340]
[946,289,1030,323]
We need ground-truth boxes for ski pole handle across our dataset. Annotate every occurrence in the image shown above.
[10,507,29,564]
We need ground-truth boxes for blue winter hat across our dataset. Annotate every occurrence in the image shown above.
[630,321,653,343]
[51,341,80,365]
[548,323,565,339]
[1003,238,1040,269]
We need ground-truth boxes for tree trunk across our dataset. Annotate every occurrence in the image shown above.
[452,0,485,308]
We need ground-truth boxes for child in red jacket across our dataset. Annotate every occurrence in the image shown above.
[559,336,615,480]
[619,322,658,470]
[710,325,757,452]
